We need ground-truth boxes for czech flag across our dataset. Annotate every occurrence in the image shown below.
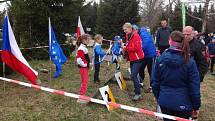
[76,16,85,39]
[1,15,38,85]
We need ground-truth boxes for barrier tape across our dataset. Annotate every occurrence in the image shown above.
[0,44,72,52]
[0,39,113,52]
[0,77,191,121]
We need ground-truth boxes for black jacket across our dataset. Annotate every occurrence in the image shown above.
[189,38,208,82]
[156,27,172,46]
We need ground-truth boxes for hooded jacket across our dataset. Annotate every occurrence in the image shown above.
[125,32,144,62]
[93,42,106,64]
[151,49,201,111]
[139,28,156,58]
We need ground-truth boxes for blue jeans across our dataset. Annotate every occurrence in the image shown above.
[130,60,143,95]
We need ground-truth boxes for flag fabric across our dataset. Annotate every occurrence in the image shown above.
[1,15,38,84]
[182,1,186,28]
[49,18,67,78]
[76,16,85,39]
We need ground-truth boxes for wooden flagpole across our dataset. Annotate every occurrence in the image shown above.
[3,62,6,92]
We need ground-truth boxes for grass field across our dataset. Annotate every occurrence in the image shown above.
[0,58,215,121]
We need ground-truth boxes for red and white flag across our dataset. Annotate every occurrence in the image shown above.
[1,15,38,85]
[76,16,85,39]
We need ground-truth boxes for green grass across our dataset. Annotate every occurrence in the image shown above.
[0,58,215,121]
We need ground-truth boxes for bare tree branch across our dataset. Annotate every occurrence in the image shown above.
[172,0,203,21]
[207,13,215,16]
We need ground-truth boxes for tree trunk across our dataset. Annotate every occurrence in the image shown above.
[201,0,210,33]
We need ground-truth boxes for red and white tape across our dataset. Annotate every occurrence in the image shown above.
[0,77,191,121]
[0,44,70,52]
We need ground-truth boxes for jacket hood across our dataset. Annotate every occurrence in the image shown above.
[160,50,184,68]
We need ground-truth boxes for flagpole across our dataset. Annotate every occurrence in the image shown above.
[48,17,52,83]
[3,62,6,92]
[182,0,186,28]
[49,57,52,83]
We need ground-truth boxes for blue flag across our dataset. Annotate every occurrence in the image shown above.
[49,18,67,78]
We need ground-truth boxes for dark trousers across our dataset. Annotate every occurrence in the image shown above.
[130,60,143,95]
[160,106,191,121]
[139,57,154,85]
[94,64,100,82]
[210,57,215,72]
[158,45,169,54]
[113,58,120,70]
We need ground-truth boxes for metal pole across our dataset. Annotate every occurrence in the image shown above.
[3,62,6,92]
[49,57,52,83]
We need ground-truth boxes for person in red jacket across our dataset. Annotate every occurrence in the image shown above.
[76,34,91,103]
[122,22,144,101]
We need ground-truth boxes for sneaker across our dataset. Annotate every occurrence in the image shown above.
[116,65,120,70]
[77,99,89,104]
[144,87,152,93]
[132,94,142,101]
[140,83,144,88]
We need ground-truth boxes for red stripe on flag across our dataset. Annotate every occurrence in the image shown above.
[1,51,37,85]
[32,84,41,90]
[53,90,65,95]
[108,102,121,108]
[79,95,91,101]
[76,27,81,39]
[139,109,155,116]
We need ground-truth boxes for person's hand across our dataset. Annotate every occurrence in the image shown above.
[192,110,199,120]
[121,45,126,50]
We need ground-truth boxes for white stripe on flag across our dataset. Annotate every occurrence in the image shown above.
[7,17,38,76]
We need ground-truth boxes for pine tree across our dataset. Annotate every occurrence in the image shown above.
[170,4,182,31]
[96,0,140,39]
[207,4,215,32]
[8,0,85,59]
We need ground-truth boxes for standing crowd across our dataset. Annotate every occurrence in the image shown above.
[75,19,214,120]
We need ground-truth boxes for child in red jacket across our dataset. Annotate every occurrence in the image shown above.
[76,34,91,103]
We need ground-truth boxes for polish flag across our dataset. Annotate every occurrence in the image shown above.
[76,16,85,39]
[1,15,38,85]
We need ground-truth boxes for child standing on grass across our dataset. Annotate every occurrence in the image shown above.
[112,36,123,71]
[76,34,91,103]
[208,37,215,74]
[93,34,106,84]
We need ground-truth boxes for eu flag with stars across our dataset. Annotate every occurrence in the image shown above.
[49,18,67,78]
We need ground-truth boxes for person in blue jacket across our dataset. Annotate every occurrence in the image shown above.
[151,31,201,120]
[112,36,122,70]
[137,26,156,92]
[93,34,106,83]
[208,36,215,74]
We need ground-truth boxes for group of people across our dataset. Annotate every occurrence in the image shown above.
[75,19,214,120]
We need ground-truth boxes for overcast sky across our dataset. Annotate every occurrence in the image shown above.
[0,2,7,11]
[0,0,100,11]
[0,0,207,12]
